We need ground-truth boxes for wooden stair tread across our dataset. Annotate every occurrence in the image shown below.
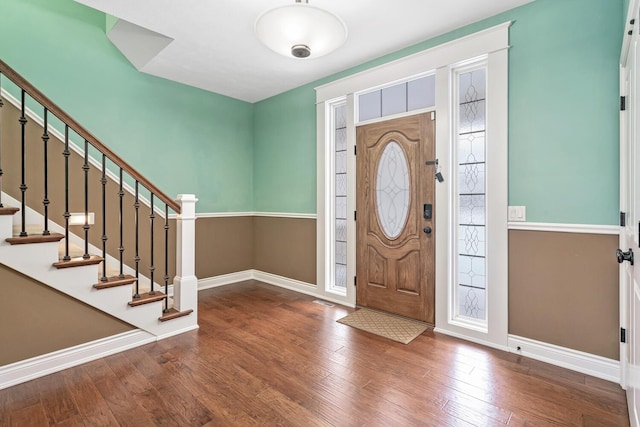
[128,291,166,307]
[0,207,19,216]
[6,233,65,245]
[53,255,103,269]
[93,275,137,290]
[159,308,194,322]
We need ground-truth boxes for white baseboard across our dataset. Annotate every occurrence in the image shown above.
[508,335,620,383]
[198,270,354,307]
[434,327,510,353]
[251,270,354,307]
[0,330,156,390]
[156,324,199,340]
[198,270,254,290]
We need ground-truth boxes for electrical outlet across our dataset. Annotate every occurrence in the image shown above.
[508,206,526,222]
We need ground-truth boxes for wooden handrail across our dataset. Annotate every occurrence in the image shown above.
[0,59,181,213]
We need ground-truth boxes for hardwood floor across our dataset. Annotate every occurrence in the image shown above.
[0,280,629,426]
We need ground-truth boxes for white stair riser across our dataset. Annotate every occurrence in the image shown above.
[0,241,65,273]
[0,215,14,239]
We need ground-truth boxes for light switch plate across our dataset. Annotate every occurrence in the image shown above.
[508,206,526,222]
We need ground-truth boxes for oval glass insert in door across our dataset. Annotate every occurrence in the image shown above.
[375,141,410,239]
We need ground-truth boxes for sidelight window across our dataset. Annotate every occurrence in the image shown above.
[331,101,348,294]
[453,63,488,324]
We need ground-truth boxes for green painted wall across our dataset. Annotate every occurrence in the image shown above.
[0,0,253,213]
[253,86,317,213]
[508,0,621,224]
[254,0,623,225]
[0,0,624,222]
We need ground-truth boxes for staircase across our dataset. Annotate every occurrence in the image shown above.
[0,204,194,336]
[0,59,199,387]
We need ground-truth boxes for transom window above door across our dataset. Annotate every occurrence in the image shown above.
[357,74,435,123]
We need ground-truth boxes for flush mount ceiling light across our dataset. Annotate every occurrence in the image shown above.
[255,0,347,59]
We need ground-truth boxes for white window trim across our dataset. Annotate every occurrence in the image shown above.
[316,95,356,306]
[316,22,510,350]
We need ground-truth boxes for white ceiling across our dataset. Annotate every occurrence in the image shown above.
[74,0,534,103]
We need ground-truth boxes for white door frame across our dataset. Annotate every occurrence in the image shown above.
[620,1,639,424]
[316,22,511,349]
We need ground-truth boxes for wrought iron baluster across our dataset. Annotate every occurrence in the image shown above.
[42,108,50,235]
[82,140,90,259]
[149,193,155,296]
[101,154,107,281]
[164,204,169,313]
[133,181,140,298]
[0,73,4,209]
[63,125,70,260]
[118,168,124,278]
[19,90,27,236]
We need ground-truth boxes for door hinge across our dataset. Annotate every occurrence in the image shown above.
[621,96,627,111]
[354,145,357,155]
[621,211,627,227]
[354,276,357,287]
[621,327,627,343]
[354,210,356,221]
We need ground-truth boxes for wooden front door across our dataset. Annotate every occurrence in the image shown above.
[356,113,435,323]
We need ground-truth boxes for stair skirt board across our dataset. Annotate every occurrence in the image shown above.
[0,330,156,390]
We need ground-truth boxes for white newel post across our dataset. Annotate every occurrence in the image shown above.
[174,194,198,316]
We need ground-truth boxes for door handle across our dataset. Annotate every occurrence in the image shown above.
[423,226,432,234]
[617,248,634,265]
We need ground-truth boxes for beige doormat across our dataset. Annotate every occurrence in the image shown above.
[337,308,429,344]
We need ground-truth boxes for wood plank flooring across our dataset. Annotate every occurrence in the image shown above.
[0,280,630,426]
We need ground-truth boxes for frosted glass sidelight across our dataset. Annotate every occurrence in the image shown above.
[335,128,347,151]
[335,173,347,196]
[458,285,486,320]
[458,132,485,164]
[335,219,347,241]
[459,195,485,225]
[459,100,486,134]
[458,255,486,289]
[335,264,347,288]
[376,141,410,239]
[331,102,348,293]
[458,163,486,195]
[335,150,347,174]
[336,195,347,219]
[335,241,347,265]
[458,225,486,257]
[459,69,486,104]
[335,104,347,129]
[455,65,487,322]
